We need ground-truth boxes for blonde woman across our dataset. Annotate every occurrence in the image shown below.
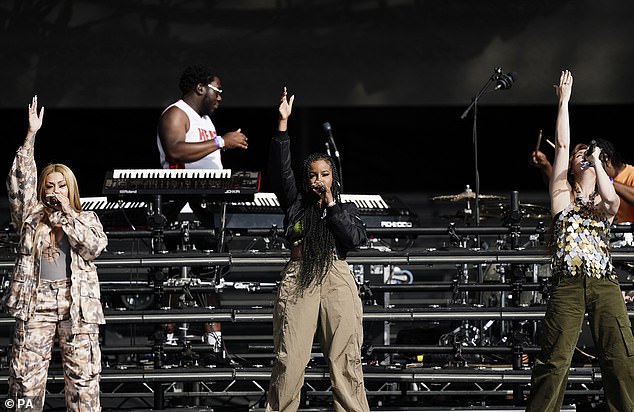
[5,96,107,411]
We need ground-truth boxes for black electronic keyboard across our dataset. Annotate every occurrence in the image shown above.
[82,197,148,211]
[102,169,260,201]
[81,196,149,229]
[218,192,418,230]
[87,185,417,231]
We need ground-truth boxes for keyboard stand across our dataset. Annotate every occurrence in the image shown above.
[147,194,168,254]
[215,201,229,285]
[147,194,168,410]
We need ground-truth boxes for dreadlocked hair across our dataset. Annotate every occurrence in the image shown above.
[595,138,623,169]
[295,153,342,293]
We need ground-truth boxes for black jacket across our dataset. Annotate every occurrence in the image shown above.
[268,131,366,258]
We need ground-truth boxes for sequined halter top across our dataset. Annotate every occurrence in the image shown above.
[552,191,615,279]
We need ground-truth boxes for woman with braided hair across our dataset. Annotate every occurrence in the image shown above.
[264,88,370,412]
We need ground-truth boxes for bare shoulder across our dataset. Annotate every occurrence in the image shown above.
[160,105,187,124]
[158,106,189,138]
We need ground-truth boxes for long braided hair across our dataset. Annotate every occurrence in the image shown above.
[295,153,342,293]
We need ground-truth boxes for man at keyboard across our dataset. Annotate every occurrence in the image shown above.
[156,65,247,357]
[157,64,249,245]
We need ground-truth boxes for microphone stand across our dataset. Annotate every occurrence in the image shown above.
[323,122,343,191]
[460,68,501,230]
[329,136,343,192]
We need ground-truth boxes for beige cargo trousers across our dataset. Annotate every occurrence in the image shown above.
[265,259,370,412]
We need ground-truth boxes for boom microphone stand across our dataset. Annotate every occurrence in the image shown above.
[460,67,502,228]
[460,68,517,230]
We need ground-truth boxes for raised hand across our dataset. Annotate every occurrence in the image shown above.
[530,150,550,169]
[28,95,44,134]
[278,86,294,121]
[555,70,573,102]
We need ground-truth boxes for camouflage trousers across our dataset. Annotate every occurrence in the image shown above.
[8,279,101,412]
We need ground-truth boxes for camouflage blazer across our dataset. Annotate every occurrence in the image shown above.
[5,144,108,332]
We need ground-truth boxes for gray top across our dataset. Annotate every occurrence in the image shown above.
[40,235,72,281]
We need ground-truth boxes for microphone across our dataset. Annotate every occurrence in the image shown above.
[494,71,518,90]
[507,190,522,228]
[510,190,520,213]
[318,185,326,195]
[45,193,59,206]
[322,122,339,158]
[580,139,597,170]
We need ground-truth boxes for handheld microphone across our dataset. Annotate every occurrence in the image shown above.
[494,71,518,90]
[580,140,597,170]
[317,185,326,195]
[45,194,59,206]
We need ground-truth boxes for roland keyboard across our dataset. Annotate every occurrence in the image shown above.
[214,192,418,230]
[102,169,261,201]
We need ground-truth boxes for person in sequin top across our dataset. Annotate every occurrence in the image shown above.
[551,185,615,279]
[525,71,634,412]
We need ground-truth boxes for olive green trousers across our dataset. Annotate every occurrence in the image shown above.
[527,273,634,412]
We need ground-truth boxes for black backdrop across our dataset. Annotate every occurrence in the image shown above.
[2,103,634,201]
[2,1,634,108]
[2,0,634,204]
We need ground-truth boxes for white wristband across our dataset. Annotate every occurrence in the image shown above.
[327,200,337,208]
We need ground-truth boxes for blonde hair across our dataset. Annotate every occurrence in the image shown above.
[37,163,82,212]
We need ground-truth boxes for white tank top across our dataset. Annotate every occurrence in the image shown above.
[157,100,223,169]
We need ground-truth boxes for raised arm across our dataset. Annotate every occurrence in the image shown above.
[529,149,553,186]
[589,147,620,219]
[549,70,574,215]
[268,87,297,211]
[6,96,44,228]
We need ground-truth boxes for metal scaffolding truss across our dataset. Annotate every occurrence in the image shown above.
[1,230,633,410]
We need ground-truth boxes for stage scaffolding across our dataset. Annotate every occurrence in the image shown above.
[1,224,633,411]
